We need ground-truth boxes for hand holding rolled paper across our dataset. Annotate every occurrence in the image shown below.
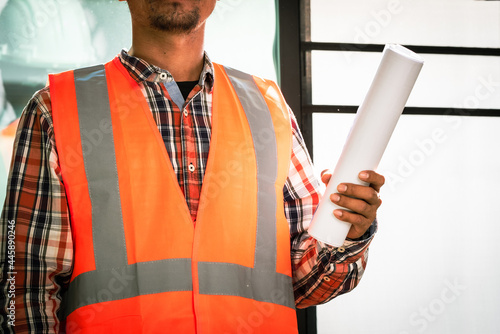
[320,169,384,239]
[308,44,424,247]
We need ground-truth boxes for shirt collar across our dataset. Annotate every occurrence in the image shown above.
[118,49,214,90]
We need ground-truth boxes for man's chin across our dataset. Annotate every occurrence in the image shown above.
[148,3,200,33]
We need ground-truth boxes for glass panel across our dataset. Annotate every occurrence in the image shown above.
[313,112,500,334]
[310,0,500,49]
[0,0,277,206]
[311,50,500,110]
[206,0,277,81]
[0,0,132,117]
[0,0,277,118]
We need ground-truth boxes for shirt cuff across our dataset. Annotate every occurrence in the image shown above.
[315,218,378,260]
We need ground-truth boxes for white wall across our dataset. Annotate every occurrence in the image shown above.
[314,114,500,334]
[311,1,500,333]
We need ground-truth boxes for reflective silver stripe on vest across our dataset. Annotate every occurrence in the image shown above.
[63,259,193,314]
[63,65,294,317]
[198,67,294,309]
[74,65,127,269]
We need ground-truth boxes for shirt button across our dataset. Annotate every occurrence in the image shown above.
[159,72,168,80]
[323,276,331,282]
[183,109,188,117]
[337,246,346,253]
[188,163,195,172]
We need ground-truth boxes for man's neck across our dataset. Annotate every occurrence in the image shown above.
[128,26,206,82]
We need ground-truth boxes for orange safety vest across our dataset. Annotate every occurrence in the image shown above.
[49,58,298,333]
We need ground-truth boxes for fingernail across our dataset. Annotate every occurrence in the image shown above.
[331,194,340,202]
[338,184,347,192]
[359,172,369,180]
[334,210,343,218]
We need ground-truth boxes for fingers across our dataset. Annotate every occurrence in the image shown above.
[359,170,385,192]
[330,186,378,239]
[328,170,385,239]
[320,169,331,185]
[320,170,385,190]
[335,182,381,206]
[333,209,373,239]
[330,184,379,220]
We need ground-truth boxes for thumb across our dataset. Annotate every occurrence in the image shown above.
[320,169,332,184]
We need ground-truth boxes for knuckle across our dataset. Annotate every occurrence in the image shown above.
[363,186,375,200]
[359,201,370,213]
[350,214,364,226]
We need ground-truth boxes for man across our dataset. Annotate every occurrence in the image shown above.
[0,0,384,333]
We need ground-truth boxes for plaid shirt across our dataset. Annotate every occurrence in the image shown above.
[0,50,376,333]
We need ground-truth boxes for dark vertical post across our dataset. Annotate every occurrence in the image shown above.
[276,0,302,119]
[298,0,314,158]
[276,0,317,333]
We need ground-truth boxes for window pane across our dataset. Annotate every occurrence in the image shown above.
[0,0,277,118]
[206,0,277,81]
[313,112,500,333]
[311,0,500,49]
[0,0,277,207]
[311,50,500,110]
[0,0,132,116]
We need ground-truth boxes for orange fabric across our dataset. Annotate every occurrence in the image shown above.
[106,59,194,263]
[50,71,96,277]
[197,295,298,334]
[50,60,296,333]
[193,65,258,268]
[65,292,195,333]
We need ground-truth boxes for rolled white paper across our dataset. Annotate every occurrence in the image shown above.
[308,44,424,247]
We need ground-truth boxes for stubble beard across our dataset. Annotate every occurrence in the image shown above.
[148,2,201,33]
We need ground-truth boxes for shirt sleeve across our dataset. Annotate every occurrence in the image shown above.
[0,88,73,333]
[284,108,377,309]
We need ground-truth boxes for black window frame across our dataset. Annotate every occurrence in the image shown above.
[277,1,500,333]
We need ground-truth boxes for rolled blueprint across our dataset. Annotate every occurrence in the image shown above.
[308,44,424,247]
